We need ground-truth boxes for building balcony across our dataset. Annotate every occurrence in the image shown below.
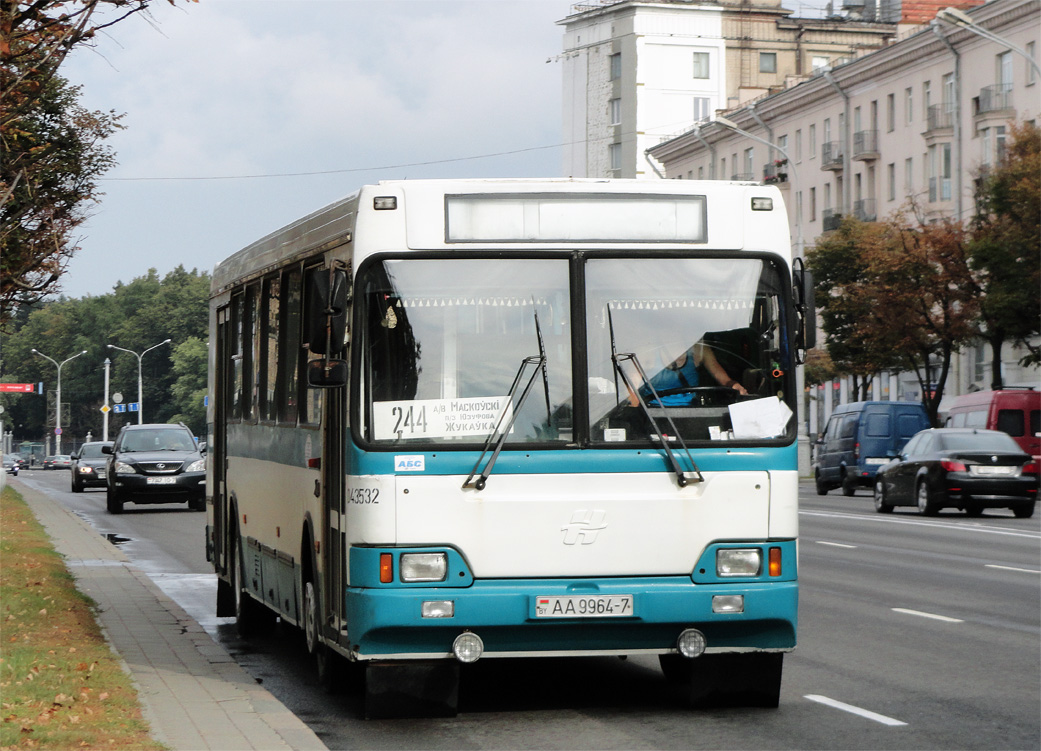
[977,83,1013,115]
[853,198,877,222]
[852,130,879,161]
[821,141,844,171]
[926,103,955,133]
[822,208,843,231]
[730,172,755,182]
[762,160,789,184]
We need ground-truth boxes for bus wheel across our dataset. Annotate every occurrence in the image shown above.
[686,653,783,709]
[303,576,341,690]
[233,531,272,637]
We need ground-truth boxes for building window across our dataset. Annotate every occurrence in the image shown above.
[812,55,829,72]
[995,125,1007,163]
[697,166,704,180]
[759,52,777,74]
[610,53,622,81]
[887,163,896,201]
[693,97,711,123]
[795,129,802,162]
[609,142,622,171]
[809,187,816,221]
[1028,42,1037,85]
[997,51,1012,86]
[777,134,788,162]
[904,157,913,195]
[905,87,913,125]
[609,98,621,126]
[942,73,955,107]
[744,147,754,177]
[823,183,831,210]
[809,124,816,158]
[692,52,710,79]
[927,143,951,202]
[922,81,931,119]
[887,93,895,132]
[720,156,726,178]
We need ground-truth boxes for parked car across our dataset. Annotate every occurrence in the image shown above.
[815,401,932,496]
[3,455,18,476]
[103,423,206,513]
[70,442,113,492]
[43,454,71,470]
[945,388,1040,476]
[873,428,1037,518]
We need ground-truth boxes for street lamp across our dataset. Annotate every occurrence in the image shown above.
[107,339,172,424]
[714,116,802,256]
[935,7,1041,77]
[31,349,87,455]
[714,116,812,475]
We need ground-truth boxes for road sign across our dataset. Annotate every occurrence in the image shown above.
[0,383,35,393]
[55,427,62,435]
[100,405,111,414]
[113,404,127,413]
[129,403,139,412]
[113,392,123,404]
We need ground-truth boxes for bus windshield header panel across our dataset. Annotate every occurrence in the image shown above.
[445,193,707,244]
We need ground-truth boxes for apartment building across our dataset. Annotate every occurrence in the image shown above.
[557,0,898,178]
[647,0,1039,418]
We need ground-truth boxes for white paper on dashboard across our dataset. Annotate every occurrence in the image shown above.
[728,396,792,439]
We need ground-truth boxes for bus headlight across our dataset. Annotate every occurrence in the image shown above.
[400,553,447,582]
[717,548,761,577]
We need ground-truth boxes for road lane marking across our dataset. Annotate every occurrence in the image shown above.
[815,540,858,549]
[985,564,1041,574]
[799,509,1040,540]
[892,607,963,623]
[805,695,907,726]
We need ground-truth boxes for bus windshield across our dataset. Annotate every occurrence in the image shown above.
[587,256,793,444]
[359,257,573,445]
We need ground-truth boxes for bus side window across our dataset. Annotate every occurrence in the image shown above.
[279,268,302,425]
[230,292,245,421]
[261,276,280,423]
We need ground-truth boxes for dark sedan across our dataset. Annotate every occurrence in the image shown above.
[71,442,113,492]
[874,428,1038,518]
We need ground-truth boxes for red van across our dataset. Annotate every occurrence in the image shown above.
[946,388,1040,475]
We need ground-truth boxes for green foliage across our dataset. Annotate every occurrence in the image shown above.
[969,121,1041,381]
[0,267,210,446]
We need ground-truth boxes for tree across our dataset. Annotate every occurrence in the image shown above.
[969,121,1041,387]
[806,218,902,400]
[1,0,182,324]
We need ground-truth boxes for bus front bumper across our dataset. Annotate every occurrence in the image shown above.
[343,577,797,661]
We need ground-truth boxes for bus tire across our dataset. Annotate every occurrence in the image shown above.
[686,653,783,709]
[302,565,341,691]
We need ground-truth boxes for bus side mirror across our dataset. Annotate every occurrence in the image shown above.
[793,261,816,355]
[306,267,349,356]
[307,358,348,388]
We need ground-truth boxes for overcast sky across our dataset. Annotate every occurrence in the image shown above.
[61,0,830,300]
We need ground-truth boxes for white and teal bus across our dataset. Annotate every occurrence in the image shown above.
[206,178,814,715]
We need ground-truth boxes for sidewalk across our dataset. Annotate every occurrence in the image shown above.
[11,477,328,751]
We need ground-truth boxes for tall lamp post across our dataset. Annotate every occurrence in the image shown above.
[714,116,812,474]
[31,349,87,455]
[107,339,172,424]
[935,7,1041,78]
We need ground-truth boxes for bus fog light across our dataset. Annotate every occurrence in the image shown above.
[400,553,447,582]
[422,600,454,618]
[676,628,707,658]
[452,632,483,663]
[717,548,761,577]
[713,595,744,614]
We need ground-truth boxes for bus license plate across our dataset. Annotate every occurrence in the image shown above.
[535,595,633,618]
[146,476,177,485]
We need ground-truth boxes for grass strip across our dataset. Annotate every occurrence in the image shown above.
[0,485,164,750]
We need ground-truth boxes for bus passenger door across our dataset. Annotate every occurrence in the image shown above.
[213,306,233,614]
[323,379,348,645]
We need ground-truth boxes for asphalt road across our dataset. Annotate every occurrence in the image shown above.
[18,468,1041,750]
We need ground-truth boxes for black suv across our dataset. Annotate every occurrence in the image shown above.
[103,424,205,513]
[71,441,113,492]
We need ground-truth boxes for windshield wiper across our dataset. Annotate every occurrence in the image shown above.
[463,310,549,491]
[608,308,703,487]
